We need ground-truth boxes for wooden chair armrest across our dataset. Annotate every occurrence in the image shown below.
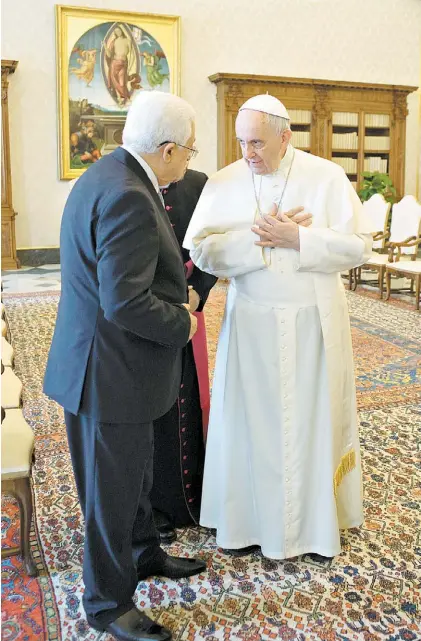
[373,231,389,242]
[398,237,421,249]
[388,236,417,248]
[387,236,421,262]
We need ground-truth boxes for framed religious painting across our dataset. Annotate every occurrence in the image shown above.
[56,5,180,179]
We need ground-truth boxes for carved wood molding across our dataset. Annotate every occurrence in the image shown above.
[225,95,242,111]
[393,93,409,120]
[312,87,330,157]
[1,60,18,103]
[313,86,330,118]
[1,59,19,268]
[209,72,418,96]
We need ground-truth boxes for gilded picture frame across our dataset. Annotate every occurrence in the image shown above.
[56,5,181,180]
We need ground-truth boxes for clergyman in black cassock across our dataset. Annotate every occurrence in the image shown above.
[151,169,217,543]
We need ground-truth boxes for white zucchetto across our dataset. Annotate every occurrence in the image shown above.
[239,94,290,120]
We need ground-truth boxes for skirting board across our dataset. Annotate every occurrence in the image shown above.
[16,248,60,267]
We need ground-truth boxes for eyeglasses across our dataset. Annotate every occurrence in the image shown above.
[159,141,199,159]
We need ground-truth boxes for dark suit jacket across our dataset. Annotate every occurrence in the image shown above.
[44,147,191,423]
[162,170,218,311]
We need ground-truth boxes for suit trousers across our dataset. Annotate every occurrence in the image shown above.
[65,412,161,625]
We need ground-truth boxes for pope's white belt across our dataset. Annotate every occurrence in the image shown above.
[232,268,317,308]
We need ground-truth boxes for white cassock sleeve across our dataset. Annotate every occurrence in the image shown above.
[188,229,266,278]
[183,164,267,278]
[298,228,372,273]
[298,169,373,273]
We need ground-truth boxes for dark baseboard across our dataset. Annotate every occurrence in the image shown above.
[17,248,60,267]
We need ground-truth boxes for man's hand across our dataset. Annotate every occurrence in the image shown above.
[266,203,312,227]
[188,286,201,313]
[252,213,300,250]
[251,204,312,250]
[183,303,198,340]
[282,206,312,228]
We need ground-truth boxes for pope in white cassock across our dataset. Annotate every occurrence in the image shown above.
[183,95,374,560]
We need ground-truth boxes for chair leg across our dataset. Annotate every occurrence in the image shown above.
[348,269,353,291]
[352,268,358,291]
[351,267,358,291]
[379,266,385,299]
[415,276,420,311]
[13,477,38,577]
[385,270,391,301]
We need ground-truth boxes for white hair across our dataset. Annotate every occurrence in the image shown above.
[122,91,195,154]
[264,114,291,135]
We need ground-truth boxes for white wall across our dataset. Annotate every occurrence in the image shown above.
[2,0,421,249]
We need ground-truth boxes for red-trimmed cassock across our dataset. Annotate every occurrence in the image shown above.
[150,169,217,528]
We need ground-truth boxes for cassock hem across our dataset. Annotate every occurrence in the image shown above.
[203,520,364,561]
[214,539,343,560]
[337,516,364,530]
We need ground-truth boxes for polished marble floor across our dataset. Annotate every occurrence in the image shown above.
[1,265,61,293]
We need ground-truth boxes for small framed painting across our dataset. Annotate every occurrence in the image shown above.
[56,5,180,179]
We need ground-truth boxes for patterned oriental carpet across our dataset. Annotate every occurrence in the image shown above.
[1,286,420,641]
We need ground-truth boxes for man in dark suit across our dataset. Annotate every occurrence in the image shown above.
[44,91,206,641]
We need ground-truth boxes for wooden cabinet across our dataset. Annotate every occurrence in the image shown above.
[1,60,19,270]
[209,73,417,199]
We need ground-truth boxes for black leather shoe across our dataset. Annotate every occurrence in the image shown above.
[89,607,172,640]
[138,552,206,581]
[307,552,334,562]
[158,525,177,545]
[224,545,260,557]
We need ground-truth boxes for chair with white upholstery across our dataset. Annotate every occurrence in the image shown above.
[366,194,391,250]
[385,223,421,310]
[1,406,38,576]
[348,195,391,290]
[2,337,15,368]
[1,361,22,408]
[385,260,421,310]
[353,195,421,298]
